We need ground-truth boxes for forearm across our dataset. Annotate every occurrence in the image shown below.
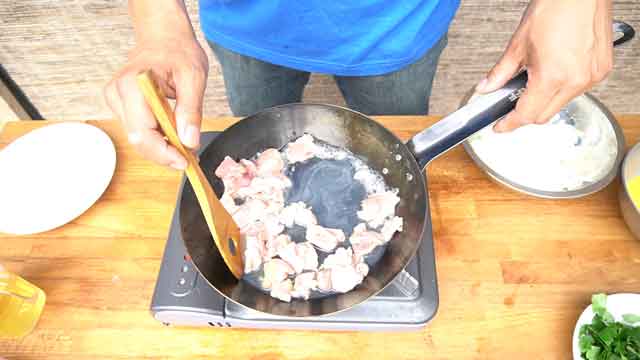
[128,0,196,44]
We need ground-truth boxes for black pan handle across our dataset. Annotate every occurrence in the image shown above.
[408,20,635,171]
[613,20,635,47]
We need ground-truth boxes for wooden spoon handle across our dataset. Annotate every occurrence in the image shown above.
[136,70,244,279]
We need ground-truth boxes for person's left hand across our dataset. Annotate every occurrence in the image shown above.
[475,0,613,132]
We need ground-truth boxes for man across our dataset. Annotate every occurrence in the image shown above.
[105,0,613,170]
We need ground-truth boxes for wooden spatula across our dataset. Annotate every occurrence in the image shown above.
[136,70,244,279]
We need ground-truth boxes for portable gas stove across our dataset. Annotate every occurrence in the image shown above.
[150,132,439,331]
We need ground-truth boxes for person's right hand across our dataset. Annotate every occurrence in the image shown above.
[104,37,209,169]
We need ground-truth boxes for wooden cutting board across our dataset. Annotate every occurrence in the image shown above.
[0,116,639,360]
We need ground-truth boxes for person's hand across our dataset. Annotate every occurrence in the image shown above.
[104,1,209,169]
[475,0,613,132]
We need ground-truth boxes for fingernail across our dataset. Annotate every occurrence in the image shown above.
[184,124,200,149]
[128,132,141,144]
[476,78,488,92]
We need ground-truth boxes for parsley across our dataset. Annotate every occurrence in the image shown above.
[579,294,640,360]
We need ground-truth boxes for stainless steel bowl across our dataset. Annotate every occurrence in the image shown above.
[460,91,626,199]
[619,142,640,239]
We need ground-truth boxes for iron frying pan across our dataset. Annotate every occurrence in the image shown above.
[179,21,634,317]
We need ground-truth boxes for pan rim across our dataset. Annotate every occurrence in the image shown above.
[180,103,432,317]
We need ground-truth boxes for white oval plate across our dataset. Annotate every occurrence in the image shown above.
[572,293,640,360]
[0,122,116,235]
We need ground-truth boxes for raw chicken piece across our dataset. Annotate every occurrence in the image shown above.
[349,223,385,261]
[233,199,268,230]
[285,134,318,163]
[355,262,369,277]
[215,156,254,196]
[256,148,285,176]
[220,193,239,215]
[244,236,266,273]
[297,242,319,271]
[291,272,317,299]
[262,259,294,289]
[277,242,318,274]
[322,247,356,269]
[215,156,246,179]
[321,247,368,293]
[357,191,401,227]
[265,234,292,259]
[316,269,332,292]
[261,214,285,242]
[330,265,364,293]
[381,216,403,242]
[240,159,258,178]
[270,279,293,302]
[235,176,289,209]
[306,224,345,252]
[279,202,317,228]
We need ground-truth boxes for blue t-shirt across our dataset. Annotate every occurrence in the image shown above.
[199,1,460,76]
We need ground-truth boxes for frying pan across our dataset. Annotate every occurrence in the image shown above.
[180,21,634,317]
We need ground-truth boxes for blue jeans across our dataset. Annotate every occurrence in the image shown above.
[208,34,447,116]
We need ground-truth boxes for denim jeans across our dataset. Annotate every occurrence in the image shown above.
[208,34,448,117]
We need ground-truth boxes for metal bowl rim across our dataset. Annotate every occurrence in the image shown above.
[621,141,640,214]
[462,92,626,199]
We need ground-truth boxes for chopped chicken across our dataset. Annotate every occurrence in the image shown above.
[265,234,292,259]
[216,136,404,302]
[215,156,246,179]
[285,134,318,163]
[244,236,266,273]
[240,159,258,178]
[235,176,289,205]
[357,191,401,227]
[220,193,239,215]
[261,214,285,242]
[291,272,317,299]
[270,279,293,302]
[322,247,356,269]
[262,259,294,289]
[232,199,268,230]
[381,216,403,242]
[306,224,345,252]
[277,242,318,274]
[279,202,317,228]
[330,265,364,293]
[256,148,285,176]
[355,262,369,277]
[215,156,254,196]
[321,247,368,293]
[349,223,385,262]
[316,269,332,292]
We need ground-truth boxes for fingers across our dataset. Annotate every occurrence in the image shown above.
[493,75,559,132]
[105,70,187,170]
[134,127,187,170]
[476,38,524,94]
[174,63,207,150]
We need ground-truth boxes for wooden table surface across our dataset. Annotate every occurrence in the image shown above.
[1,116,639,360]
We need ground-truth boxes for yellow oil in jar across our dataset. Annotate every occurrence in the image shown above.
[629,175,640,209]
[0,270,46,338]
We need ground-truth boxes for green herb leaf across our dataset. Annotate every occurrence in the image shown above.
[593,294,608,317]
[601,326,618,346]
[579,294,640,360]
[603,311,616,325]
[586,346,601,360]
[581,334,596,353]
[623,315,640,325]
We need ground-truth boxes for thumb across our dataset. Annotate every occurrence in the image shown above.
[174,65,207,150]
[476,41,524,94]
